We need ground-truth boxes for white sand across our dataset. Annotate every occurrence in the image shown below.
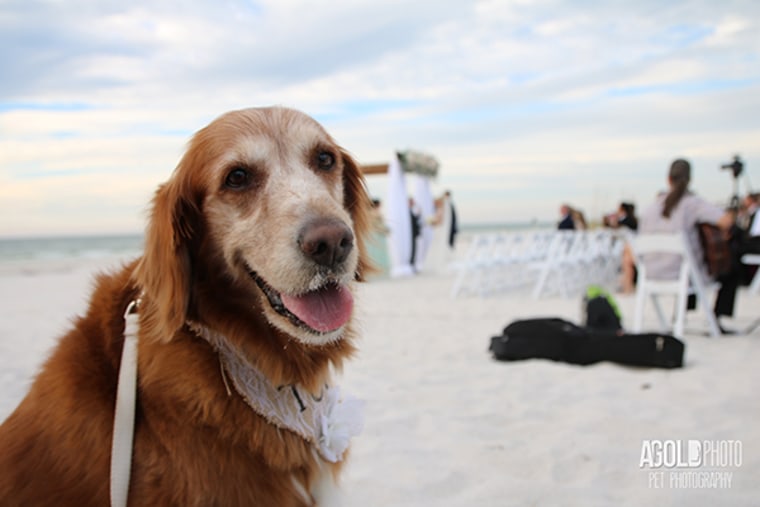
[1,256,758,506]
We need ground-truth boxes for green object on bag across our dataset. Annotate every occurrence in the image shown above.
[585,285,622,320]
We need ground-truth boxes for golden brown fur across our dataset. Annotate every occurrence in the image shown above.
[0,107,373,506]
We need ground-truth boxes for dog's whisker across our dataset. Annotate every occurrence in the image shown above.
[219,355,233,397]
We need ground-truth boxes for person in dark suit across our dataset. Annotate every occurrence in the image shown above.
[557,204,575,230]
[409,197,421,270]
[445,190,458,248]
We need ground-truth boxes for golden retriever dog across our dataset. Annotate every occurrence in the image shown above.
[0,107,373,506]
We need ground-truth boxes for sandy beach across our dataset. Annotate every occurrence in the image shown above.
[1,253,758,506]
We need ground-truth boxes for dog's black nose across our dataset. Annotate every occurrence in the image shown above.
[299,218,354,268]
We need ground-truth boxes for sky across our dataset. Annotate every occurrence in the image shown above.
[1,0,759,237]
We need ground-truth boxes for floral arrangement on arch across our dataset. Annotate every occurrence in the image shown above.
[396,150,439,178]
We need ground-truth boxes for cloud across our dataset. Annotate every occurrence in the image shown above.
[1,0,759,234]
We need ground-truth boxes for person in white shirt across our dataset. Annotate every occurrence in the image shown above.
[638,159,737,331]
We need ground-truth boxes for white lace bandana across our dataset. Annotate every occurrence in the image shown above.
[187,322,364,463]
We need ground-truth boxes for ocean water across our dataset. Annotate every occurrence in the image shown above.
[0,234,144,264]
[0,222,549,267]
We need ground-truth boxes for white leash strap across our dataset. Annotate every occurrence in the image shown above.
[110,299,140,507]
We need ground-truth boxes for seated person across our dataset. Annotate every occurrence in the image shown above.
[604,201,639,293]
[617,202,638,231]
[738,193,760,284]
[638,159,736,332]
[558,204,575,230]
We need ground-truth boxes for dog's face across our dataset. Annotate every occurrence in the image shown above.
[202,108,361,345]
[137,107,372,346]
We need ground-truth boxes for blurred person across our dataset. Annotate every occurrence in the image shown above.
[604,202,638,231]
[571,207,588,230]
[617,202,638,231]
[409,197,421,271]
[638,158,737,332]
[445,190,458,248]
[558,204,575,230]
[738,193,759,235]
[736,193,760,284]
[608,202,639,293]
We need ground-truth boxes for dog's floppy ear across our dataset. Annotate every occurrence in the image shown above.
[340,148,376,281]
[133,174,199,342]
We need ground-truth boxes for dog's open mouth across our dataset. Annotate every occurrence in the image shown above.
[249,271,353,334]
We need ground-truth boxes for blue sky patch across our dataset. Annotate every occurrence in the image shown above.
[0,102,96,113]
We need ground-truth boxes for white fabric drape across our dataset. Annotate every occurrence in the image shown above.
[384,157,414,277]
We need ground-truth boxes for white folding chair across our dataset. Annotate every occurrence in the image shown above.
[631,233,721,338]
[449,234,493,298]
[531,231,577,299]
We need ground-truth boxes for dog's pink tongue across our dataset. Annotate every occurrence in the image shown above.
[281,284,353,333]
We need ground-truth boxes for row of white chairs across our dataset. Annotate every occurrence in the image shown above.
[450,228,759,337]
[449,229,626,299]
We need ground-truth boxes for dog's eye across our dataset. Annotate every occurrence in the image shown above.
[316,151,336,171]
[225,167,251,189]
